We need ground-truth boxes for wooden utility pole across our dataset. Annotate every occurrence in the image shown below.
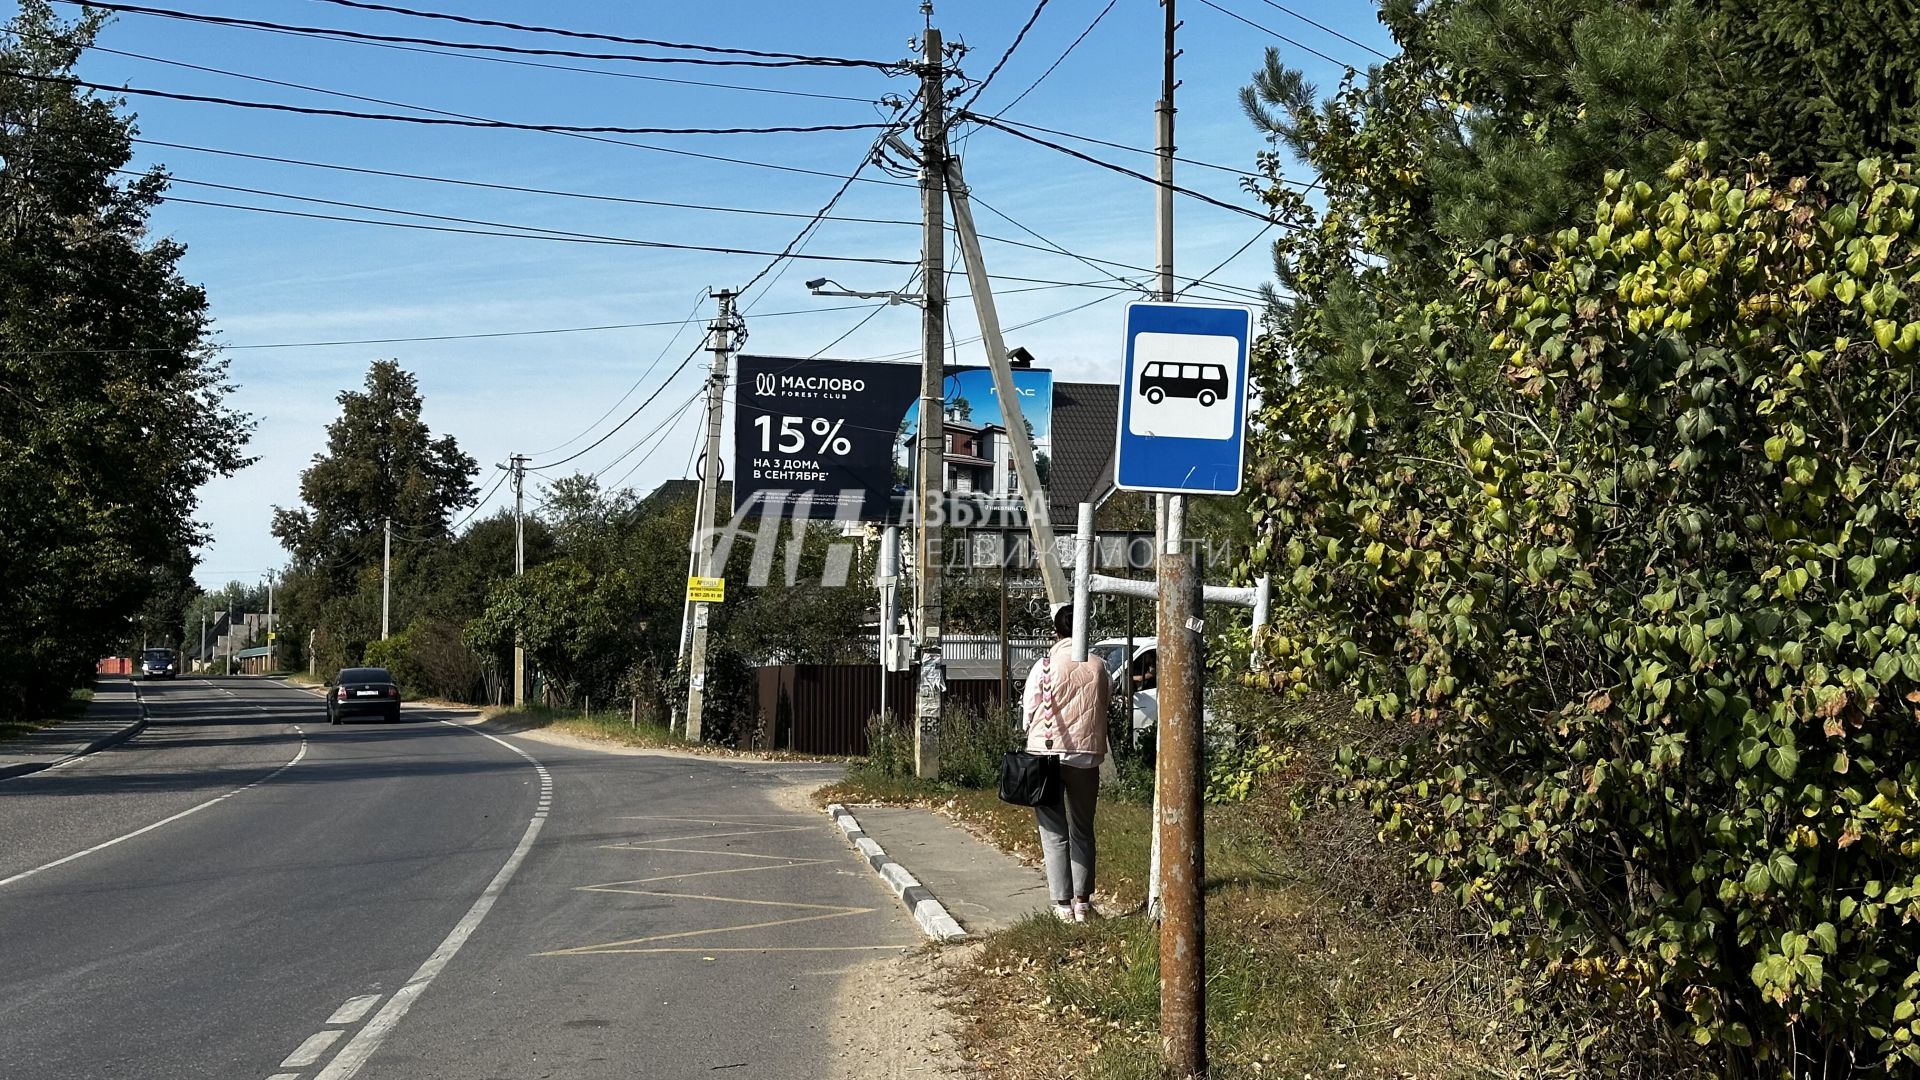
[683,288,736,743]
[912,27,948,780]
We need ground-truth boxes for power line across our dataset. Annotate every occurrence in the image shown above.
[1251,0,1392,61]
[993,0,1117,115]
[529,292,709,459]
[58,1,897,69]
[132,137,919,225]
[737,130,897,306]
[1189,0,1361,71]
[69,39,918,190]
[982,115,1313,187]
[305,0,895,66]
[146,187,919,266]
[964,113,1282,225]
[90,24,881,103]
[606,392,705,492]
[450,468,511,534]
[592,387,705,486]
[526,339,707,471]
[0,303,885,358]
[961,0,1051,110]
[15,74,893,135]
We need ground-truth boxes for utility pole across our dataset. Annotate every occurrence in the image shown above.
[309,628,317,678]
[683,288,736,743]
[199,611,206,676]
[944,156,1069,608]
[507,454,528,706]
[381,517,392,641]
[911,26,948,780]
[1150,4,1205,1077]
[266,572,275,673]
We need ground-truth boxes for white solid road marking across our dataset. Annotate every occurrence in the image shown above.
[0,731,310,890]
[280,1029,345,1068]
[324,994,383,1026]
[307,722,551,1080]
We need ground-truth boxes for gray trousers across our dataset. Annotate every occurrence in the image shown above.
[1035,763,1100,903]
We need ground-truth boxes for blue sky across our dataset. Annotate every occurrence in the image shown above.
[20,0,1394,588]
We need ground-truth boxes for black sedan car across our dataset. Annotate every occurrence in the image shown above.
[140,648,178,680]
[326,667,402,724]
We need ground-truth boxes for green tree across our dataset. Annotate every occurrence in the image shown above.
[271,360,476,661]
[0,3,249,717]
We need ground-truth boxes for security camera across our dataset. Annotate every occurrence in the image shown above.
[805,278,828,290]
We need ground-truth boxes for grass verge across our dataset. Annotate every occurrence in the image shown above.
[822,769,1519,1078]
[492,704,851,761]
[0,686,95,745]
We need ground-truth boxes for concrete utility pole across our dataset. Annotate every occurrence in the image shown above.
[511,454,528,706]
[944,155,1069,608]
[381,517,392,641]
[309,628,317,678]
[199,611,206,675]
[266,573,275,673]
[683,288,736,743]
[1150,4,1206,1077]
[912,26,948,780]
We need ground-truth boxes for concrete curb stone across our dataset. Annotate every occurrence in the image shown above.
[826,802,969,942]
[0,678,148,781]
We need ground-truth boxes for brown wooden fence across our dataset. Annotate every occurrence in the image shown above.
[745,664,1011,755]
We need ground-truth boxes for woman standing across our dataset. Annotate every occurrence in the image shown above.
[1022,605,1110,922]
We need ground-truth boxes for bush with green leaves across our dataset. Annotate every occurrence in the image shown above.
[1248,152,1920,1071]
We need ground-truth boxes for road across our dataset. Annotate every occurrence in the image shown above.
[0,676,920,1080]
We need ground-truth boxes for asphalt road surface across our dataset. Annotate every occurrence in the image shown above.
[0,676,920,1080]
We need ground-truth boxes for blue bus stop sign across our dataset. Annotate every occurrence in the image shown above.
[1113,301,1254,495]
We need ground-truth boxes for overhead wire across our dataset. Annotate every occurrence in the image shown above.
[959,0,1051,110]
[524,339,707,471]
[304,0,896,66]
[606,392,706,492]
[147,189,919,265]
[14,74,892,135]
[1250,0,1392,60]
[59,36,919,190]
[590,386,705,486]
[1189,0,1363,71]
[992,0,1117,116]
[57,2,899,69]
[963,114,1284,225]
[131,137,919,225]
[449,468,511,534]
[981,115,1313,188]
[528,291,709,459]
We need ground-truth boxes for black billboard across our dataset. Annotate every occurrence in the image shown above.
[733,355,921,522]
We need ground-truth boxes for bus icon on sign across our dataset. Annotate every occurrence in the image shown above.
[1139,361,1229,407]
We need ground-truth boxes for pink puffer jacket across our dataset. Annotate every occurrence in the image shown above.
[1022,640,1110,758]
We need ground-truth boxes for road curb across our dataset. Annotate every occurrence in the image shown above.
[0,679,148,781]
[825,802,968,943]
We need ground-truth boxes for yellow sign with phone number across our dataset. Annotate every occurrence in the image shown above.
[686,576,725,603]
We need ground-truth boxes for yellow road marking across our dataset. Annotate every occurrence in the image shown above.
[539,904,875,955]
[580,859,832,887]
[598,844,814,861]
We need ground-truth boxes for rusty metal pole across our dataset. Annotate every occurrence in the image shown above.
[1157,542,1206,1078]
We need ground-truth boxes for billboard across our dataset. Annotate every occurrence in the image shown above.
[733,356,1053,522]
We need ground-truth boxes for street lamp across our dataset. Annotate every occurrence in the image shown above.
[805,277,925,307]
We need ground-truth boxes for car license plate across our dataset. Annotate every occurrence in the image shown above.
[355,690,379,697]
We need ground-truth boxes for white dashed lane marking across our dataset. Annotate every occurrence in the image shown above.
[324,994,382,1026]
[280,1030,344,1068]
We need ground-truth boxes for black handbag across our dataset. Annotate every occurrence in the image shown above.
[998,749,1060,807]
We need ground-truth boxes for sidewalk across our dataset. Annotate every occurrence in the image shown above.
[0,678,146,780]
[828,802,1051,939]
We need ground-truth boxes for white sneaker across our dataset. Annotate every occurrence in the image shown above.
[1073,900,1098,923]
[1051,904,1075,922]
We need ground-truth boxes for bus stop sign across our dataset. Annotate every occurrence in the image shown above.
[1113,301,1254,495]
